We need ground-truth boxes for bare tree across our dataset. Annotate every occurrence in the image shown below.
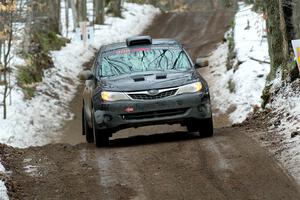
[168,0,175,10]
[114,0,122,17]
[23,0,33,53]
[94,0,105,24]
[0,0,15,119]
[29,0,61,34]
[65,0,69,36]
[76,0,87,22]
[70,0,78,30]
[107,0,121,17]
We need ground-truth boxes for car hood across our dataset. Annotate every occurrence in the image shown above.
[99,71,199,92]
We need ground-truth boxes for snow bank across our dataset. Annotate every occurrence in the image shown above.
[207,2,300,185]
[0,163,9,200]
[0,3,160,148]
[267,79,300,184]
[207,2,269,124]
[223,2,300,185]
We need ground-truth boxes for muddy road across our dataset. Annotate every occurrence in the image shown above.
[2,0,300,199]
[143,1,235,60]
[2,126,300,199]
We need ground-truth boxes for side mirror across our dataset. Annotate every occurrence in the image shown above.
[195,58,209,69]
[79,70,94,80]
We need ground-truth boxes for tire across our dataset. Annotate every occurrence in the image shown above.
[94,130,110,147]
[186,123,199,133]
[199,117,214,138]
[82,107,94,143]
[92,110,109,147]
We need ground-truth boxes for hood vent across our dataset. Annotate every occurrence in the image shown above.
[156,74,167,79]
[132,76,145,82]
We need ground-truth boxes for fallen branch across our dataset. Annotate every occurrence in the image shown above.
[249,56,270,64]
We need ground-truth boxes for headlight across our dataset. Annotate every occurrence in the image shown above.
[177,82,202,95]
[101,91,130,101]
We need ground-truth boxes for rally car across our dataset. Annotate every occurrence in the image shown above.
[80,36,213,147]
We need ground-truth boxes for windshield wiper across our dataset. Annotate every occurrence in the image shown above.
[108,57,132,69]
[148,50,168,70]
[104,57,124,75]
[171,50,184,70]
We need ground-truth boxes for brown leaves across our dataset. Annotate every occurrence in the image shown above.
[0,31,7,40]
[0,1,15,41]
[0,25,11,41]
[0,1,16,12]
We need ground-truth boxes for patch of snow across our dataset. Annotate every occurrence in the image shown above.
[0,181,9,200]
[0,164,4,173]
[0,3,160,148]
[267,79,300,184]
[0,163,9,200]
[223,2,300,186]
[24,165,39,177]
[206,2,269,124]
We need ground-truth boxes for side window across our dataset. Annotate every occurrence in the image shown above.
[92,49,102,76]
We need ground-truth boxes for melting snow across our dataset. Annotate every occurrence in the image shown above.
[0,163,9,200]
[207,2,269,124]
[267,79,300,184]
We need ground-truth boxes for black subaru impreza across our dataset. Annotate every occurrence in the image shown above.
[80,36,213,147]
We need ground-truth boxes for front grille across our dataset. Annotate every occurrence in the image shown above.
[122,108,188,120]
[128,89,178,100]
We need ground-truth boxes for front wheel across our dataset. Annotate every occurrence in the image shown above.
[199,117,214,138]
[92,110,110,147]
[94,130,110,147]
[186,123,199,133]
[82,107,94,143]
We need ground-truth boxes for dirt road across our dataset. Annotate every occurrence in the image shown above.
[2,0,300,199]
[2,126,300,199]
[143,2,234,60]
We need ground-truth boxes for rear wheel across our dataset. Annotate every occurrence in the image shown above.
[199,117,214,138]
[82,107,94,143]
[92,110,110,147]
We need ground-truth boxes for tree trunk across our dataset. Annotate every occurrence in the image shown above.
[32,0,61,34]
[2,11,13,119]
[22,0,32,53]
[278,0,289,77]
[70,0,78,30]
[2,69,7,119]
[65,0,69,36]
[94,0,105,24]
[76,0,87,22]
[293,1,300,38]
[168,0,175,10]
[111,0,121,17]
[0,41,2,66]
[48,0,61,34]
[264,0,285,80]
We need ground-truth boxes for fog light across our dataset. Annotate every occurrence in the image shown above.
[104,115,112,122]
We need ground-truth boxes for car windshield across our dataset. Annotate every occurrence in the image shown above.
[98,47,192,78]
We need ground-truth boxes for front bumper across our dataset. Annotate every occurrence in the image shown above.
[93,92,211,132]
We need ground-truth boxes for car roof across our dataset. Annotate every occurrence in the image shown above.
[101,38,182,53]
